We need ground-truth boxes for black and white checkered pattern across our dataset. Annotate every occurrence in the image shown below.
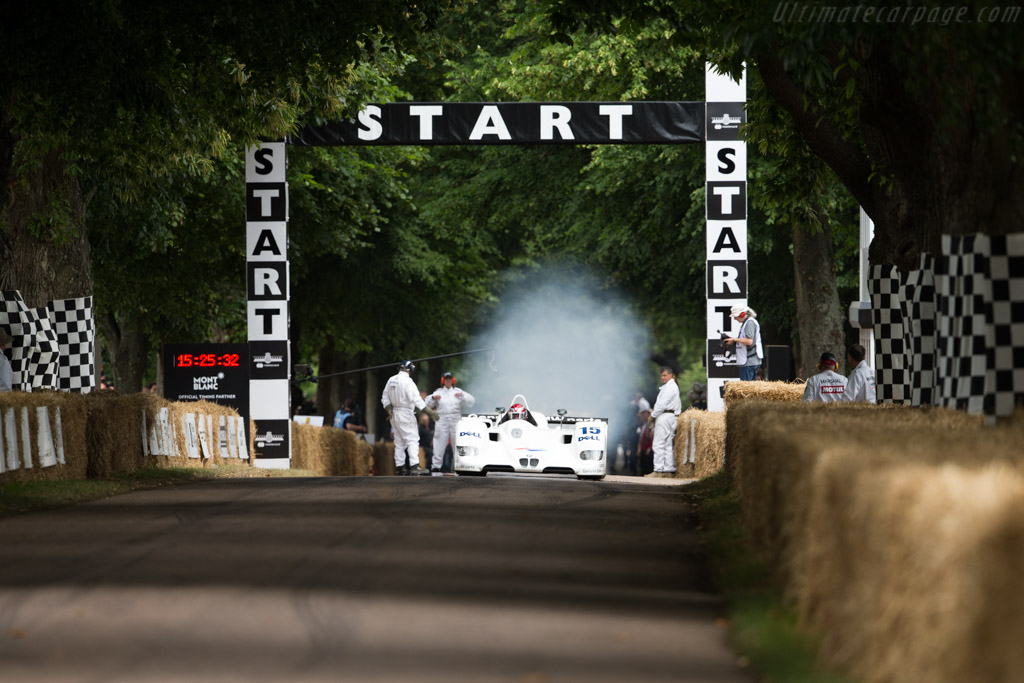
[900,254,937,407]
[1,291,95,393]
[935,235,993,414]
[869,265,909,403]
[29,307,60,391]
[869,234,1023,419]
[48,297,96,392]
[987,234,1024,416]
[2,291,35,391]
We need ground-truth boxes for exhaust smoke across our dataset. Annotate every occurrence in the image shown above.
[463,266,650,436]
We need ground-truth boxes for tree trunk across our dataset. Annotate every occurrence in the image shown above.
[759,47,1024,272]
[98,310,148,393]
[0,125,92,307]
[316,337,334,418]
[365,370,379,440]
[792,217,846,378]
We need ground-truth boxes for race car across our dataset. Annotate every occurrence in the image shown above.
[453,394,607,480]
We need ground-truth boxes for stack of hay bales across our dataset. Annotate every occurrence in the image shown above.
[0,391,256,483]
[290,423,373,476]
[0,390,87,483]
[726,400,1024,683]
[666,379,804,479]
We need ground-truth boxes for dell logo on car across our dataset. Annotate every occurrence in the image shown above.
[459,431,482,439]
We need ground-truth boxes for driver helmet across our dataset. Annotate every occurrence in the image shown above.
[399,359,415,372]
[509,403,527,420]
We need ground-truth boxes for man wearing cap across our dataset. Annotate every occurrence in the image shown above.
[426,371,475,473]
[0,329,12,392]
[802,352,848,403]
[723,305,763,381]
[382,360,438,476]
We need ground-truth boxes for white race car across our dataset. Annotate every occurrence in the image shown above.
[453,395,607,480]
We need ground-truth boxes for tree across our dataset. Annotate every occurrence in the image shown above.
[0,1,448,388]
[542,0,1023,270]
[411,2,861,375]
[0,4,445,307]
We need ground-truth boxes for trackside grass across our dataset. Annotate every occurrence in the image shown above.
[688,472,854,683]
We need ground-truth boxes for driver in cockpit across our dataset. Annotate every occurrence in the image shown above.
[500,402,537,426]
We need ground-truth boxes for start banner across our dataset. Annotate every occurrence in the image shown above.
[288,102,705,146]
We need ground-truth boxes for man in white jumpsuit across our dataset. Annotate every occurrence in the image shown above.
[802,352,848,403]
[426,371,475,473]
[647,366,681,477]
[381,360,437,475]
[843,344,877,403]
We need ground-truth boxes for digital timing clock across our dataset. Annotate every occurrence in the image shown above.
[174,353,242,368]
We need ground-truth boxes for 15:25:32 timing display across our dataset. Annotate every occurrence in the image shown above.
[175,353,241,368]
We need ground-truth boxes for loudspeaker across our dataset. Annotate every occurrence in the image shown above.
[764,345,792,381]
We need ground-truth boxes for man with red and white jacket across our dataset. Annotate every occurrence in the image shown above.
[802,352,848,403]
[426,371,475,473]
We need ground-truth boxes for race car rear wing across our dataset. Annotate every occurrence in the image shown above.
[465,413,608,426]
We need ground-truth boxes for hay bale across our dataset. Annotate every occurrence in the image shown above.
[799,458,1024,683]
[169,400,253,468]
[725,401,987,582]
[291,422,324,473]
[670,409,725,479]
[0,391,88,482]
[724,379,805,407]
[83,392,147,478]
[723,401,1024,682]
[317,428,373,476]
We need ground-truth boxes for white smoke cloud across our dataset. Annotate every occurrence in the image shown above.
[460,265,650,439]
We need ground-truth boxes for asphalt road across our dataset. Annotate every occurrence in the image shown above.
[0,475,755,683]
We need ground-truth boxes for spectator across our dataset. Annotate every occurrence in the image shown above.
[426,371,475,473]
[0,329,13,392]
[843,344,877,403]
[333,398,368,434]
[381,360,438,476]
[723,305,763,381]
[635,404,654,476]
[647,366,681,477]
[418,412,434,467]
[802,352,848,403]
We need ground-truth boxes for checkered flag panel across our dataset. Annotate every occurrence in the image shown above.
[987,234,1024,417]
[901,254,937,407]
[936,235,993,414]
[1,291,96,393]
[48,297,95,392]
[870,265,910,404]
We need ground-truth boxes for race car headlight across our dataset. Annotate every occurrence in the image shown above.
[579,450,604,461]
[456,446,478,457]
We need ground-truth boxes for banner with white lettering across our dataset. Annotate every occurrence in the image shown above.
[288,102,705,146]
[705,64,747,411]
